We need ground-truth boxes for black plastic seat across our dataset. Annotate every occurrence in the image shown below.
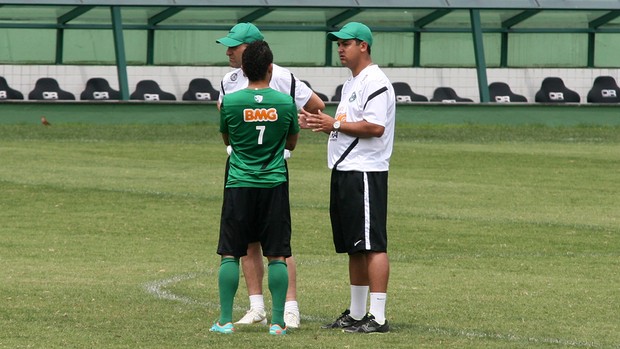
[331,84,343,102]
[587,76,620,103]
[80,77,120,100]
[301,80,329,102]
[130,80,176,101]
[182,78,220,101]
[0,76,24,100]
[488,82,527,103]
[430,87,473,103]
[392,82,428,102]
[534,77,580,103]
[28,77,75,100]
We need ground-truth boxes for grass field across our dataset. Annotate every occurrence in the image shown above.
[1,122,619,349]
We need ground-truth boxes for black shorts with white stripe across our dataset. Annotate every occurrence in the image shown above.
[329,170,388,254]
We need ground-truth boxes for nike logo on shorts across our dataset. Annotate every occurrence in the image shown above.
[354,239,363,247]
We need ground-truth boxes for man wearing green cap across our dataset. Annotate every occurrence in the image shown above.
[211,40,298,336]
[215,22,325,330]
[299,22,395,334]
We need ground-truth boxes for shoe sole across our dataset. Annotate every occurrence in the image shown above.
[343,329,390,334]
[210,329,234,334]
[269,325,287,335]
[234,318,268,325]
[209,323,235,334]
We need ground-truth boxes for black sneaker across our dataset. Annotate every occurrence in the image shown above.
[343,313,390,333]
[321,309,362,329]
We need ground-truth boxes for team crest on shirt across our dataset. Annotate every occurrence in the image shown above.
[231,73,238,81]
[349,92,357,102]
[254,95,264,103]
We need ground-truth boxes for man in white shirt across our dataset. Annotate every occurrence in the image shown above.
[299,22,395,333]
[216,22,325,329]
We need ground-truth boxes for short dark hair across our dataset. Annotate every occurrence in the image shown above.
[242,40,273,82]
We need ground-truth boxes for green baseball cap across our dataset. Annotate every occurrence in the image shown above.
[216,22,264,47]
[327,22,373,47]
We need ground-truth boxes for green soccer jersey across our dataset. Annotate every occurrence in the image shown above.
[220,87,299,188]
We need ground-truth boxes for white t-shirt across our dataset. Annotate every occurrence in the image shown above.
[218,64,313,110]
[327,64,395,172]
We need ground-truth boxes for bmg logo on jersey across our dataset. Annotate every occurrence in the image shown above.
[244,108,278,122]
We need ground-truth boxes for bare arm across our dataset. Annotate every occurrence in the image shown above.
[303,92,326,114]
[336,119,384,138]
[221,133,229,146]
[285,133,299,151]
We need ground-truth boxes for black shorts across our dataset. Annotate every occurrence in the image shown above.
[217,183,292,258]
[330,170,388,254]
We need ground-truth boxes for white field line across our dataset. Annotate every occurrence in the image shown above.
[424,326,616,348]
[142,272,325,322]
[143,273,213,307]
[143,273,616,347]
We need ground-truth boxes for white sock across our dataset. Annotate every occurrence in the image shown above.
[249,294,265,311]
[284,301,299,313]
[349,285,369,320]
[369,292,387,324]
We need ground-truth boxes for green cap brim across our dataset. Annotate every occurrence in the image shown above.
[327,32,356,41]
[216,36,244,47]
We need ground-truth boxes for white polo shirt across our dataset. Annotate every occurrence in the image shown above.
[327,64,395,172]
[218,64,313,110]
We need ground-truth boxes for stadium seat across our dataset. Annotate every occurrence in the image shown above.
[392,82,428,102]
[301,80,329,102]
[28,77,75,100]
[430,87,473,103]
[130,80,176,101]
[488,82,527,102]
[534,77,580,103]
[182,78,219,101]
[0,76,24,100]
[587,76,620,103]
[331,84,343,102]
[80,77,120,100]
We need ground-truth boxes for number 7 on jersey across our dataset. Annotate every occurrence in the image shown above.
[256,125,266,145]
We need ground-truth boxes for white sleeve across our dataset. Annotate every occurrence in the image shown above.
[271,65,312,110]
[293,74,313,110]
[362,79,390,127]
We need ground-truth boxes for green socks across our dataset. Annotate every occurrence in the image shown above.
[217,258,287,327]
[268,260,288,327]
[218,257,239,324]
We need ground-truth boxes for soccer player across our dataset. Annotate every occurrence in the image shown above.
[210,40,299,336]
[216,22,325,329]
[299,22,395,333]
